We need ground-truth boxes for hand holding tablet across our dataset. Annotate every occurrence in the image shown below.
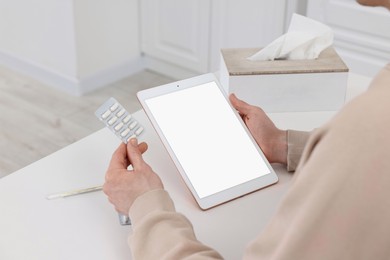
[137,73,278,209]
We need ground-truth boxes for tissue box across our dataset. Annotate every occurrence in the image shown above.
[219,47,349,112]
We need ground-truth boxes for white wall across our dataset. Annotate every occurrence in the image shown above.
[73,0,141,79]
[0,0,142,95]
[6,0,384,95]
[285,0,308,30]
[0,0,77,78]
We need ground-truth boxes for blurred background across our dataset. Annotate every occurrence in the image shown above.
[1,0,389,177]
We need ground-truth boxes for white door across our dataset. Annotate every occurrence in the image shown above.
[140,0,211,74]
[140,0,299,78]
[209,0,287,71]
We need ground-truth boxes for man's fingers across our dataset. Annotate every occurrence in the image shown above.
[106,141,148,173]
[126,138,145,170]
[138,142,148,154]
[229,93,251,115]
[107,143,129,171]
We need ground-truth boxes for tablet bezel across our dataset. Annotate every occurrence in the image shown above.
[137,73,278,209]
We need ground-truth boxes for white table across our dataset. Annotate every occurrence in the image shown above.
[0,73,371,260]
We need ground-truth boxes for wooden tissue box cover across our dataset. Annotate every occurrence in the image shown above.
[219,47,349,112]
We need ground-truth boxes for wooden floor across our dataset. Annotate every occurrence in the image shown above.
[0,66,173,178]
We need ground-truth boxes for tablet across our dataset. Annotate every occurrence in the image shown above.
[137,73,278,209]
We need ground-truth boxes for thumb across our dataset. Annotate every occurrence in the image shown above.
[229,93,251,115]
[137,142,148,154]
[126,138,145,170]
[107,143,128,171]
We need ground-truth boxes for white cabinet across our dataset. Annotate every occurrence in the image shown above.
[140,0,291,79]
[307,0,390,77]
[140,0,210,76]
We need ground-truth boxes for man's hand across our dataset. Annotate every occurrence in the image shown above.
[229,94,287,165]
[103,138,163,215]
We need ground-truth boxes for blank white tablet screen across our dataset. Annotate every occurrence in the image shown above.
[145,81,270,198]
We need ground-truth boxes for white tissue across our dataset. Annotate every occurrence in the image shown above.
[248,14,333,61]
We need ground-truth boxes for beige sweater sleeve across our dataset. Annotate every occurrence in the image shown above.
[286,130,311,172]
[129,189,223,259]
[129,64,390,260]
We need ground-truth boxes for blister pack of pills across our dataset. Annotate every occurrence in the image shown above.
[95,97,144,225]
[95,97,144,144]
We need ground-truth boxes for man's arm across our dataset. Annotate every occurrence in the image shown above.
[129,189,223,259]
[244,64,390,259]
[104,139,223,260]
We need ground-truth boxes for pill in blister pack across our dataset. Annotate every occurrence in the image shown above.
[95,97,144,143]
